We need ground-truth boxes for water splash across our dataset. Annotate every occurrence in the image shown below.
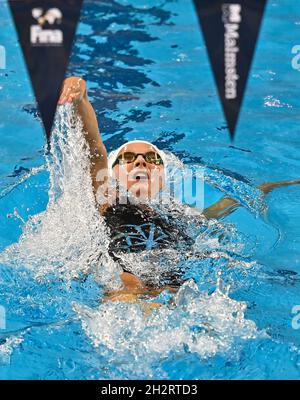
[74,279,265,378]
[0,104,266,376]
[0,104,121,289]
[0,165,46,200]
[0,334,24,365]
[264,95,293,109]
[0,101,264,288]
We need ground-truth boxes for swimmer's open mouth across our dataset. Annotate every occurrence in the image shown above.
[131,171,149,182]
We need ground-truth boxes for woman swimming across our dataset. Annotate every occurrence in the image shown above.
[58,76,300,303]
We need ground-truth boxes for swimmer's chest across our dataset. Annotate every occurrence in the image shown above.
[104,204,182,253]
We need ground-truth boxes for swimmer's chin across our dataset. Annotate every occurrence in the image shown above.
[128,181,150,193]
[127,186,157,202]
[118,181,161,202]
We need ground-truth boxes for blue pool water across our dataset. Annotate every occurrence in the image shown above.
[1,0,300,379]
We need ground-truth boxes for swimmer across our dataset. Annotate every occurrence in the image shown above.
[58,76,300,304]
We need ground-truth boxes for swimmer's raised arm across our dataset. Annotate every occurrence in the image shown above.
[203,178,300,220]
[58,76,108,194]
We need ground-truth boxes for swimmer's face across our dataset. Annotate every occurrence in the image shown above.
[112,142,165,200]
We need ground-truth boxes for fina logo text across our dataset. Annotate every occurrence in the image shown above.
[30,8,63,46]
[222,3,242,100]
[0,45,5,69]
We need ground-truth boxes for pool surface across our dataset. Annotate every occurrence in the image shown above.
[0,0,300,379]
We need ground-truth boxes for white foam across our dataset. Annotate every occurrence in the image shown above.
[0,104,122,289]
[74,279,265,374]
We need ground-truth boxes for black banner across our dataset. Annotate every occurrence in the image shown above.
[8,0,83,138]
[193,0,267,139]
[0,379,286,396]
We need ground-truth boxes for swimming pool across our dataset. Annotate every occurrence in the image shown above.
[1,0,300,379]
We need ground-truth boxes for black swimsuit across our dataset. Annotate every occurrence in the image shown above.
[103,203,194,287]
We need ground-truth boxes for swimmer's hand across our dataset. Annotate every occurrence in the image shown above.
[102,291,162,317]
[204,178,300,220]
[58,76,87,105]
[258,179,300,195]
[57,76,109,201]
[103,272,168,300]
[102,272,178,316]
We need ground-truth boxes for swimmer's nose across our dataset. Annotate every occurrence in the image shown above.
[134,155,147,168]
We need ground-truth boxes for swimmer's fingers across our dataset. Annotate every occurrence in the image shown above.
[58,87,81,105]
[258,178,300,195]
[58,80,72,104]
[102,292,139,303]
[100,293,162,317]
[66,90,82,104]
[58,77,86,105]
[58,86,73,105]
[139,301,161,317]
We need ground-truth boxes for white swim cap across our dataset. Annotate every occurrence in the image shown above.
[107,140,167,176]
